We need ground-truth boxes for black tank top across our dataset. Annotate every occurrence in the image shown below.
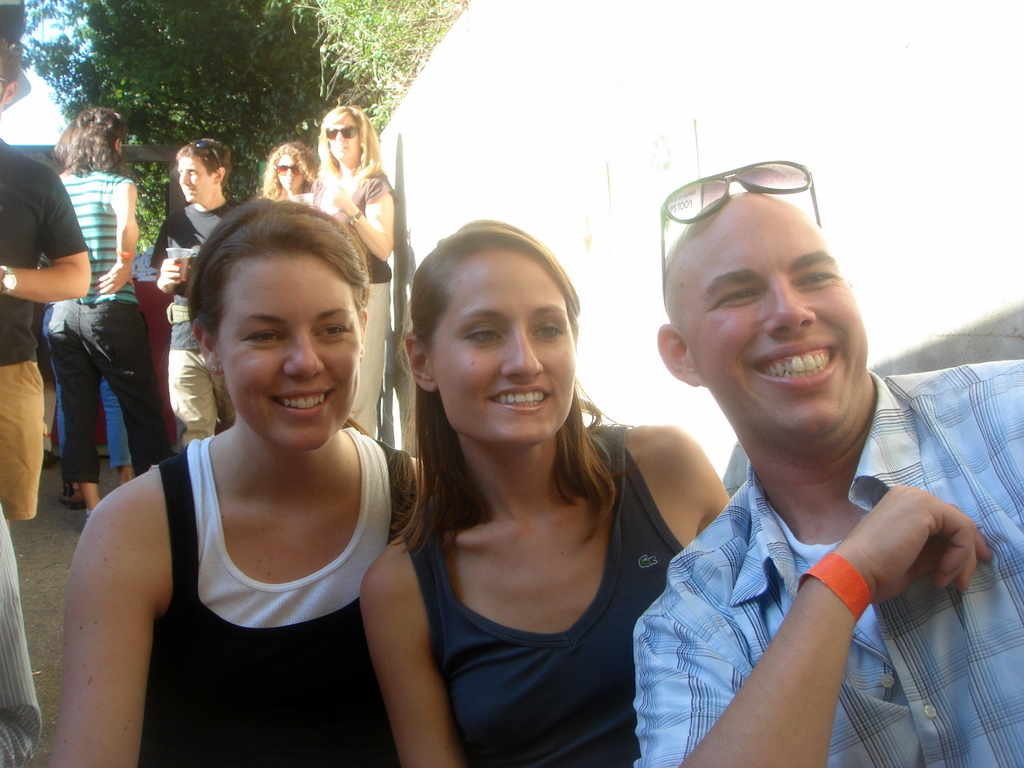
[410,426,683,767]
[139,450,399,768]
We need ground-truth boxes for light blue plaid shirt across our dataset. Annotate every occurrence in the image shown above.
[634,361,1024,768]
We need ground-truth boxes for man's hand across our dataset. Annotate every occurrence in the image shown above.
[156,257,183,294]
[97,259,132,295]
[835,485,992,604]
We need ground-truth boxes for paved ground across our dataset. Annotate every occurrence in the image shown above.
[9,457,122,766]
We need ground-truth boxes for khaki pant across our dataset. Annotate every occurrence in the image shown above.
[167,349,234,448]
[0,362,44,520]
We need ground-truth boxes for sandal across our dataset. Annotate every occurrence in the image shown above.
[59,482,86,510]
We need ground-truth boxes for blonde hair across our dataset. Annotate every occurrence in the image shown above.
[317,105,385,186]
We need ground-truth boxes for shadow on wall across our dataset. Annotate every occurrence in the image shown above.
[722,301,1024,495]
[871,301,1024,378]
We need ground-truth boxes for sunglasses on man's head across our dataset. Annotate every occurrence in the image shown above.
[659,160,820,292]
[275,164,302,175]
[326,125,358,141]
[191,139,224,170]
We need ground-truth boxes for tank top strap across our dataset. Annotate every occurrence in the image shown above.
[157,450,201,613]
[408,536,449,661]
[592,424,630,473]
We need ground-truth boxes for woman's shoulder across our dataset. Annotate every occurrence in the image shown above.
[361,172,393,197]
[86,465,170,533]
[361,541,419,607]
[625,424,704,464]
[84,170,133,186]
[71,467,175,616]
[588,423,694,468]
[624,425,730,546]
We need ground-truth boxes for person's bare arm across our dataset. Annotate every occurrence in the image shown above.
[50,470,174,768]
[4,251,90,302]
[96,180,138,295]
[332,185,395,262]
[673,485,991,768]
[627,425,730,547]
[361,544,468,768]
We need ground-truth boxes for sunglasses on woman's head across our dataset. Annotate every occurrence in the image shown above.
[275,164,302,175]
[326,126,358,141]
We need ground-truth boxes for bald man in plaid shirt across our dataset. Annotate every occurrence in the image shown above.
[636,185,1024,768]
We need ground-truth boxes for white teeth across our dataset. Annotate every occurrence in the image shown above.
[763,352,829,378]
[280,393,325,409]
[495,391,545,405]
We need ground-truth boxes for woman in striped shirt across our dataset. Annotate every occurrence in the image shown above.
[47,107,172,514]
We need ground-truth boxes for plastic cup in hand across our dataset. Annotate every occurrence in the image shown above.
[166,247,194,281]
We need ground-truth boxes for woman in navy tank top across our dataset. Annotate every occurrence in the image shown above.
[362,221,729,767]
[52,201,402,767]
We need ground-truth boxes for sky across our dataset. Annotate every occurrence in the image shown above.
[0,67,65,145]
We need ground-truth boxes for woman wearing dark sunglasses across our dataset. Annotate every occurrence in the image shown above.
[312,105,395,438]
[259,141,318,201]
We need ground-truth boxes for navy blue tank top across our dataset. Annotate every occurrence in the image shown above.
[410,426,682,767]
[140,450,400,768]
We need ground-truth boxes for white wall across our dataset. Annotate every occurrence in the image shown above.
[382,0,1024,473]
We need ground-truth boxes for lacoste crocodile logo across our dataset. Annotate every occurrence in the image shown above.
[638,554,658,568]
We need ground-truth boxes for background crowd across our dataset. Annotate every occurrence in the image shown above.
[43,102,397,516]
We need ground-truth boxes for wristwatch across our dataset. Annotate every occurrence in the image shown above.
[349,209,363,224]
[0,266,16,296]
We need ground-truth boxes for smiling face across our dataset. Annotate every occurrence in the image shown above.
[659,193,875,452]
[178,155,225,210]
[327,113,362,171]
[196,252,366,454]
[408,248,577,456]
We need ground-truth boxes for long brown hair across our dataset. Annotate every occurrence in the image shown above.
[401,220,616,550]
[53,107,127,177]
[260,141,318,200]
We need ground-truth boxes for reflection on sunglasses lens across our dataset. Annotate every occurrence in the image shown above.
[667,179,728,222]
[738,164,807,190]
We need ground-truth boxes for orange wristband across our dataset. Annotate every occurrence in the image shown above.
[117,251,134,261]
[800,552,872,619]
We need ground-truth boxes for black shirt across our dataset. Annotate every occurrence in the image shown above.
[0,141,87,365]
[152,202,236,351]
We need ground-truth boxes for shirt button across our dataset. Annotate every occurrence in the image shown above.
[881,673,895,688]
[923,704,938,719]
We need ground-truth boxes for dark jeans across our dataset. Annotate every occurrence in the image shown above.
[48,299,173,483]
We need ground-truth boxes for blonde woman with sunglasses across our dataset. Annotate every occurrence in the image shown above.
[313,105,394,438]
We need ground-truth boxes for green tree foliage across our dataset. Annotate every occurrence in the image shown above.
[24,0,467,245]
[313,0,467,124]
[24,0,345,245]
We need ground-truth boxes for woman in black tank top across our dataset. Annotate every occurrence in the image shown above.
[361,221,729,767]
[52,201,403,768]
